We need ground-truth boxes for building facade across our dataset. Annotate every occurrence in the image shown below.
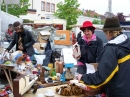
[24,0,61,19]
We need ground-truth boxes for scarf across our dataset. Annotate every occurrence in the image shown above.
[7,30,13,36]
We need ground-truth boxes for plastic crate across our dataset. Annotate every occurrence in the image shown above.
[64,63,74,68]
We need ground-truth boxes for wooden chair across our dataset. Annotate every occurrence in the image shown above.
[13,75,38,97]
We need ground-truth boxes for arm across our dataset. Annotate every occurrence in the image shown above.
[96,37,103,62]
[24,30,35,48]
[80,46,118,89]
[96,37,103,57]
[5,31,9,38]
[77,38,87,65]
[6,33,16,51]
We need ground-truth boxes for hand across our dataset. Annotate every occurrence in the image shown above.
[18,45,23,50]
[4,38,7,41]
[72,54,75,58]
[78,74,82,82]
[5,50,8,52]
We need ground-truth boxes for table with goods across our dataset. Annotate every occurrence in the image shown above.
[0,50,103,97]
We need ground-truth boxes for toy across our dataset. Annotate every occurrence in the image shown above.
[55,84,82,96]
[39,67,46,84]
[52,68,56,77]
[65,68,74,81]
[16,54,27,65]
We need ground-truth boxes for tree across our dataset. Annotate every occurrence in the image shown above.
[93,14,98,18]
[101,20,105,24]
[1,0,30,17]
[54,0,82,30]
[87,10,91,17]
[92,19,105,24]
[117,12,125,22]
[92,19,100,24]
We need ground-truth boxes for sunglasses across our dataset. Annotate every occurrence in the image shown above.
[14,25,21,31]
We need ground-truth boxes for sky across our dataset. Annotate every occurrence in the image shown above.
[78,0,130,15]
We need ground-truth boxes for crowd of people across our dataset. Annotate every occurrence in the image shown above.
[3,17,130,97]
[74,17,130,97]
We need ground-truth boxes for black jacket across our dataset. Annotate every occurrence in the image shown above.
[80,34,130,97]
[7,29,35,56]
[78,36,103,64]
[77,32,82,42]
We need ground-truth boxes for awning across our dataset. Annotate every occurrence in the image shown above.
[34,19,66,25]
[69,24,103,29]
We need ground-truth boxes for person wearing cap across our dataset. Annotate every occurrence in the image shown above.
[4,24,15,43]
[79,17,130,97]
[77,21,103,78]
[6,21,35,57]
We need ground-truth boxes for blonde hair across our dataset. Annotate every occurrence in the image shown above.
[104,30,122,37]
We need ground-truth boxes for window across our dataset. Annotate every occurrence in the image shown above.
[51,3,55,12]
[41,1,45,11]
[95,30,108,44]
[46,2,50,12]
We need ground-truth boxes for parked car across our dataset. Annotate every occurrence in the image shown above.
[95,30,130,45]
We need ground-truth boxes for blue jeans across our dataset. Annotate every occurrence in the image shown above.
[7,40,12,43]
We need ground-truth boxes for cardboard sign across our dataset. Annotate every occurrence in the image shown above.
[54,30,72,45]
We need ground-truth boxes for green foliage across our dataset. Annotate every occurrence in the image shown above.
[92,19,99,24]
[23,19,34,23]
[54,0,82,30]
[1,0,30,17]
[101,20,105,24]
[92,19,105,24]
[87,11,90,17]
[93,14,98,18]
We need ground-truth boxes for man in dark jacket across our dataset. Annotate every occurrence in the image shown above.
[6,21,35,57]
[79,17,130,97]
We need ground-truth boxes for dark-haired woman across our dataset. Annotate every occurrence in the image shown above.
[6,21,35,57]
[77,21,103,80]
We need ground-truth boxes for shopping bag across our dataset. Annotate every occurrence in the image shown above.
[72,42,81,60]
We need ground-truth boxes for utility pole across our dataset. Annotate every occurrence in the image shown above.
[0,1,2,46]
[108,0,112,17]
[6,4,8,13]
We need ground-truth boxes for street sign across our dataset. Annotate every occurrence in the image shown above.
[4,0,20,4]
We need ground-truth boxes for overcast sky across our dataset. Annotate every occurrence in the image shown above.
[78,0,130,15]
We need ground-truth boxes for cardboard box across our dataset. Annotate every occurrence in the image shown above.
[0,47,4,53]
[33,43,41,51]
[90,63,98,71]
[37,31,50,43]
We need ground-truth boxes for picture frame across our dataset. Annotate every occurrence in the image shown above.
[54,30,72,45]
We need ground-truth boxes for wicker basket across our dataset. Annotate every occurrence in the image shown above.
[82,86,105,96]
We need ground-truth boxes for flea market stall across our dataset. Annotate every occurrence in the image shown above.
[0,42,100,97]
[0,13,101,97]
